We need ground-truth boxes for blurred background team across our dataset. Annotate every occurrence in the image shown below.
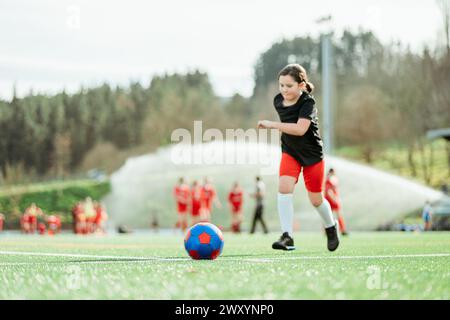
[173,174,351,235]
[0,170,442,235]
[21,202,44,234]
[174,177,222,231]
[174,177,245,233]
[71,197,108,235]
[174,177,227,231]
[0,197,108,235]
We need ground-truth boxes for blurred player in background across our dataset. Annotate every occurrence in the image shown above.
[324,168,348,236]
[72,201,81,233]
[84,197,96,233]
[94,201,108,234]
[174,177,190,231]
[228,182,244,233]
[47,215,61,235]
[38,222,46,235]
[422,200,433,231]
[200,177,222,223]
[0,213,4,232]
[23,203,44,234]
[250,176,269,234]
[191,180,203,226]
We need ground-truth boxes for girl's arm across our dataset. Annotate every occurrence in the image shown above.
[257,119,311,136]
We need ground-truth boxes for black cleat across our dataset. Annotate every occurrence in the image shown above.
[325,225,339,251]
[272,232,296,251]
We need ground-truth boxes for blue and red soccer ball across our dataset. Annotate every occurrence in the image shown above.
[184,223,224,260]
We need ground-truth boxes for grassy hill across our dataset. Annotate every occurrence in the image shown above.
[336,139,449,190]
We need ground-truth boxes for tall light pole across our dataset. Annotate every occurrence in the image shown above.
[316,16,334,155]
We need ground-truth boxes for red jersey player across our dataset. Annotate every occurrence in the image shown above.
[72,201,87,234]
[47,215,61,235]
[228,182,244,233]
[324,168,348,236]
[190,180,203,226]
[21,213,30,233]
[84,197,97,234]
[0,213,4,232]
[173,177,190,231]
[200,177,221,223]
[94,201,108,234]
[38,222,47,235]
[24,203,43,234]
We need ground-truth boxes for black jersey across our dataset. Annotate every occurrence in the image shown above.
[273,92,324,166]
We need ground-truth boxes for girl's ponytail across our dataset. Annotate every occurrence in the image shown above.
[278,64,314,93]
[305,81,314,94]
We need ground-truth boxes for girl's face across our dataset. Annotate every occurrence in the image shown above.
[279,75,305,101]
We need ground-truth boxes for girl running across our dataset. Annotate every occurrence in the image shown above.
[257,64,339,252]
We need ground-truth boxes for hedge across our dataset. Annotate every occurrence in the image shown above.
[0,180,111,228]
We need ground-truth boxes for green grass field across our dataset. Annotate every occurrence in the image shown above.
[0,231,449,300]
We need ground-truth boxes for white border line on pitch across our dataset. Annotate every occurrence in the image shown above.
[0,250,449,265]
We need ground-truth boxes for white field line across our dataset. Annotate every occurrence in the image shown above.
[0,261,151,266]
[0,251,449,266]
[244,253,450,263]
[0,250,188,263]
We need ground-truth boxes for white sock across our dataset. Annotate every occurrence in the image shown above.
[277,193,294,235]
[316,199,335,228]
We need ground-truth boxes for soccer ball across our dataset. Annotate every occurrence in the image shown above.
[184,223,224,260]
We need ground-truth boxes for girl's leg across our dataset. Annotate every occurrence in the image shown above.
[274,152,302,249]
[303,161,335,229]
[278,176,297,235]
[308,192,335,228]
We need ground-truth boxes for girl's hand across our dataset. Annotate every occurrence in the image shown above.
[257,120,275,129]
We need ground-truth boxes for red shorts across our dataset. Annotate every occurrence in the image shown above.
[191,202,201,216]
[279,153,324,192]
[177,203,188,214]
[231,203,242,213]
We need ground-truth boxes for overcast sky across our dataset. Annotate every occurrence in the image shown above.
[0,0,444,100]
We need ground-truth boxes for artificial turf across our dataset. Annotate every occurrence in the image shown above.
[0,231,449,299]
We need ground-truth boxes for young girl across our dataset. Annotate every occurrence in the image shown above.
[257,64,339,252]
